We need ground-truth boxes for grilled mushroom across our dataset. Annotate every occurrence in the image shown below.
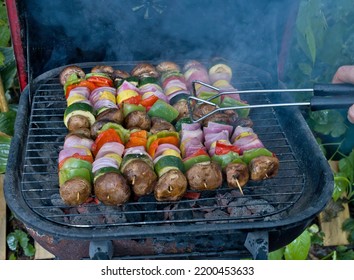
[249,156,279,181]
[154,169,187,201]
[124,111,151,130]
[94,172,131,205]
[91,65,114,77]
[122,160,157,196]
[186,161,222,191]
[59,65,85,86]
[172,99,189,120]
[59,178,92,206]
[225,162,249,188]
[193,103,237,126]
[156,61,180,73]
[90,120,109,139]
[131,63,159,78]
[96,108,124,124]
[150,117,176,134]
[67,115,91,132]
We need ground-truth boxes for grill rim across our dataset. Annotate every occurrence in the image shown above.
[4,61,333,240]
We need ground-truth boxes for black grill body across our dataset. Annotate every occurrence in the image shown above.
[4,61,333,259]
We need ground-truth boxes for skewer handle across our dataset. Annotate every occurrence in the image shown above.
[314,83,354,96]
[310,95,354,110]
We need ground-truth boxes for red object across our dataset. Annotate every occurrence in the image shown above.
[140,95,159,107]
[58,153,94,169]
[123,95,142,105]
[86,76,113,87]
[148,136,179,157]
[215,141,240,155]
[91,128,123,156]
[183,192,201,200]
[184,148,208,160]
[6,0,27,91]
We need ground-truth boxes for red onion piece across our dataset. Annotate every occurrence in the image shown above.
[64,135,94,150]
[67,87,90,99]
[230,126,254,143]
[203,122,233,136]
[92,99,118,111]
[162,75,187,89]
[139,84,163,94]
[95,142,125,159]
[123,146,152,161]
[181,122,201,131]
[184,142,207,158]
[154,144,181,159]
[204,130,230,151]
[233,134,257,145]
[117,80,140,94]
[164,79,188,91]
[180,129,204,144]
[58,146,91,163]
[236,138,264,154]
[92,157,119,173]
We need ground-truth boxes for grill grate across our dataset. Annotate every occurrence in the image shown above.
[20,63,305,229]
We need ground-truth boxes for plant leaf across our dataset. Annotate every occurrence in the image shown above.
[284,230,311,260]
[332,176,350,201]
[0,110,16,136]
[6,232,18,251]
[338,150,354,183]
[23,243,35,257]
[268,247,284,260]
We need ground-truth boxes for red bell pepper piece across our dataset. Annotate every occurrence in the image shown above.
[215,141,241,155]
[91,128,123,156]
[140,95,159,108]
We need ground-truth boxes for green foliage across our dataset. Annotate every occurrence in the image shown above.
[342,218,354,244]
[6,229,35,259]
[286,0,354,143]
[268,226,319,260]
[307,110,347,138]
[331,149,354,201]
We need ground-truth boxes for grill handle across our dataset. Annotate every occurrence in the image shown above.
[310,95,354,111]
[313,83,354,96]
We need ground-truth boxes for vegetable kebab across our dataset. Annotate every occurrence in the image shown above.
[91,123,130,205]
[58,65,97,205]
[147,130,187,201]
[231,126,279,181]
[203,122,249,193]
[183,60,238,126]
[180,122,223,191]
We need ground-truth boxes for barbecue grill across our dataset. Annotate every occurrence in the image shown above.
[4,0,333,259]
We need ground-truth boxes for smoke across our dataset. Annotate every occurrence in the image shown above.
[23,0,298,83]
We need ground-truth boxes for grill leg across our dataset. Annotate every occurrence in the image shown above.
[89,240,113,260]
[244,232,269,260]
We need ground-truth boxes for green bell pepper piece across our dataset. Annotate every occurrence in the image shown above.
[197,91,221,105]
[123,103,146,118]
[241,148,273,164]
[212,151,240,169]
[220,96,250,118]
[183,154,210,171]
[147,100,179,123]
[59,167,92,186]
[60,157,93,171]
